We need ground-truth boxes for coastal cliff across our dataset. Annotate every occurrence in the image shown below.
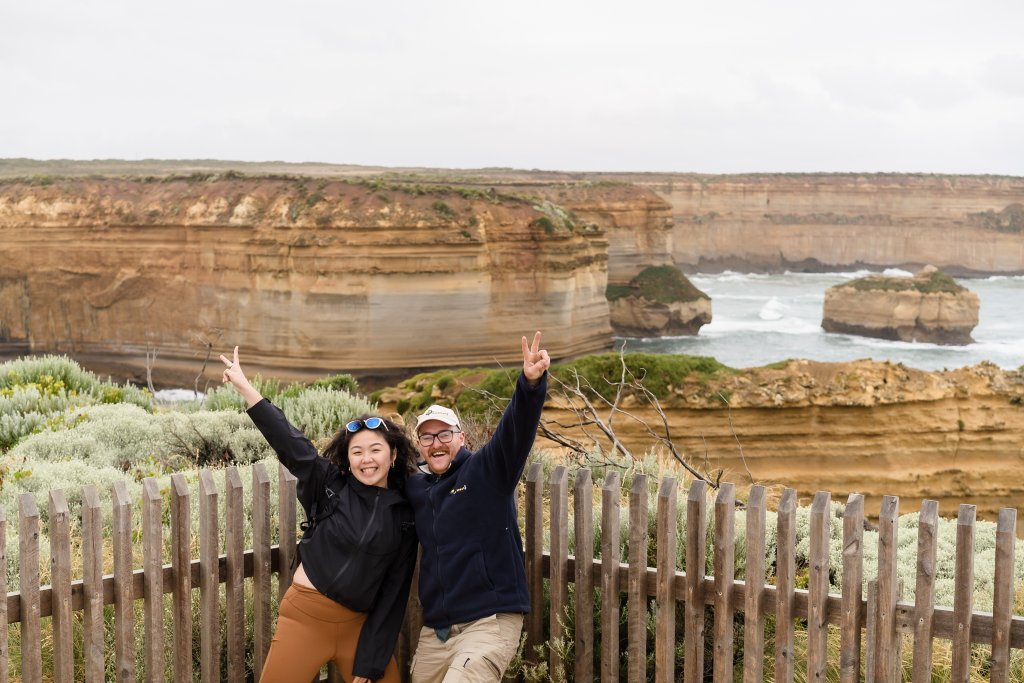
[0,176,613,385]
[603,173,1024,275]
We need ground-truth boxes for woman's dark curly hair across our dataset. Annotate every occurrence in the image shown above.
[321,414,417,490]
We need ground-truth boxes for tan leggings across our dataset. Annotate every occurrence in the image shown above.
[259,582,401,683]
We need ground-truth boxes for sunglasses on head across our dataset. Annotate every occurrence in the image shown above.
[345,417,389,433]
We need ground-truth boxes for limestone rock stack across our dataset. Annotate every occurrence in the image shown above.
[821,266,980,344]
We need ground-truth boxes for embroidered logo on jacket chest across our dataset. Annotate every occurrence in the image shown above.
[448,484,468,496]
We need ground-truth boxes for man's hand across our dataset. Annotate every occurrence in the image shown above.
[522,331,550,384]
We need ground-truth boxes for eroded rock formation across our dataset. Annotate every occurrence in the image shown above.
[607,265,711,336]
[0,176,613,385]
[821,266,980,344]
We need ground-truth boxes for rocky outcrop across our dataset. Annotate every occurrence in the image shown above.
[822,266,980,344]
[0,176,613,386]
[537,359,1024,521]
[607,265,711,336]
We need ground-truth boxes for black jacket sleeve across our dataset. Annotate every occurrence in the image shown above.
[353,520,418,680]
[246,398,330,519]
[478,371,548,494]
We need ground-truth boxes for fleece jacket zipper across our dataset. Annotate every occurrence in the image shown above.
[329,488,380,586]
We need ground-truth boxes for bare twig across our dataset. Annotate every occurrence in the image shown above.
[718,391,754,485]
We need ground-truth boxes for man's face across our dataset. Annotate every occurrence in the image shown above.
[416,419,465,474]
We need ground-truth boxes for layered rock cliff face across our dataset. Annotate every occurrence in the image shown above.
[606,173,1024,274]
[534,360,1024,520]
[0,176,613,385]
[822,266,980,344]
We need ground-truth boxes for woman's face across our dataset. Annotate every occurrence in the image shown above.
[347,429,394,487]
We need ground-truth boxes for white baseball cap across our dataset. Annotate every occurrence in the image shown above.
[415,405,461,431]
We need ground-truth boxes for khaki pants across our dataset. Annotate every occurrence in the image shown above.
[410,613,523,683]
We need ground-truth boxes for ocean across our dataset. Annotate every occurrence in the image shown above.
[626,270,1024,372]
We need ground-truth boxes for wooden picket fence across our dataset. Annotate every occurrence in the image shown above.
[2,460,1023,681]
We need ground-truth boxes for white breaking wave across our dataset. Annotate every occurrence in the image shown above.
[758,297,788,321]
[881,267,915,277]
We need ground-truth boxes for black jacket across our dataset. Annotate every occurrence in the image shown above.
[406,372,546,628]
[247,399,417,681]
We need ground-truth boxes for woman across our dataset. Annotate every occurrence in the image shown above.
[220,346,417,683]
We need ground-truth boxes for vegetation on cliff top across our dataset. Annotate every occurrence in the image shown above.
[605,265,710,303]
[840,269,966,294]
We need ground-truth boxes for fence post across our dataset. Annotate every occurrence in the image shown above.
[911,499,939,683]
[744,485,767,683]
[278,463,298,595]
[112,481,135,682]
[170,474,193,683]
[874,496,900,683]
[574,468,594,683]
[0,509,7,683]
[990,507,1016,682]
[655,476,678,683]
[142,477,164,683]
[549,465,569,682]
[199,470,221,683]
[225,466,245,682]
[600,471,622,683]
[683,479,707,683]
[48,490,73,681]
[775,488,796,683]
[840,493,864,683]
[18,494,42,683]
[524,462,545,663]
[83,485,105,682]
[627,473,649,683]
[950,504,976,682]
[807,491,831,680]
[713,482,736,682]
[253,463,273,676]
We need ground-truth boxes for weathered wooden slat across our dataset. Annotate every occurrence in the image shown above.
[142,478,163,683]
[199,470,221,683]
[807,491,831,679]
[277,463,297,596]
[19,494,42,682]
[82,485,105,682]
[170,474,193,683]
[990,508,1016,682]
[911,499,939,683]
[865,580,878,683]
[225,466,245,682]
[0,509,8,683]
[549,465,569,682]
[252,463,273,676]
[950,505,976,682]
[840,493,864,683]
[683,480,707,683]
[524,462,544,662]
[48,489,73,682]
[112,481,135,682]
[574,468,594,683]
[655,477,677,683]
[775,488,796,683]
[713,482,736,682]
[874,495,899,682]
[744,485,767,683]
[627,474,649,683]
[600,471,621,683]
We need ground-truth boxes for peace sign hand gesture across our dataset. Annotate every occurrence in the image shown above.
[218,345,263,407]
[521,331,550,385]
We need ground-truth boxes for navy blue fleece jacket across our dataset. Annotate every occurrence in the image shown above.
[405,371,547,628]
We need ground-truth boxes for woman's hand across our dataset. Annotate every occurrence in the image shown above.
[352,677,371,683]
[219,346,263,408]
[521,331,550,385]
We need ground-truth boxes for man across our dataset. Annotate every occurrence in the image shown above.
[406,331,550,683]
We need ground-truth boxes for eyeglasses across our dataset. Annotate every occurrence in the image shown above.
[346,417,389,433]
[417,429,460,447]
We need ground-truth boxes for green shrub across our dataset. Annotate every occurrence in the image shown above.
[628,265,709,304]
[310,373,359,394]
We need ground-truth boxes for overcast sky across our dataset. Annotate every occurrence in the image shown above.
[4,1,1023,175]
